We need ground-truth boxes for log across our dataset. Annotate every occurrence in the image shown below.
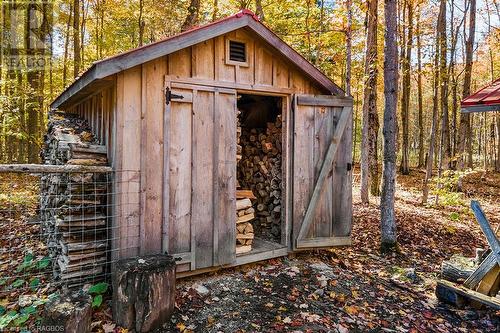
[236,190,257,199]
[42,290,92,333]
[236,245,252,254]
[236,198,253,211]
[237,213,255,224]
[441,255,476,283]
[0,163,112,173]
[236,233,254,240]
[436,279,500,310]
[113,254,176,333]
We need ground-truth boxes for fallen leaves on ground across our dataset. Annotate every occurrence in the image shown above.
[162,169,500,332]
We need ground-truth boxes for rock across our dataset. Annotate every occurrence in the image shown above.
[405,268,418,283]
[193,284,210,296]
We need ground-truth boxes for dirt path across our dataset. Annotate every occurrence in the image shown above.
[160,169,500,332]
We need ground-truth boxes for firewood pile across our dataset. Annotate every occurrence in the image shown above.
[236,191,256,254]
[237,113,282,242]
[41,112,109,288]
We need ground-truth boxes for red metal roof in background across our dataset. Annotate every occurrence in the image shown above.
[461,78,500,107]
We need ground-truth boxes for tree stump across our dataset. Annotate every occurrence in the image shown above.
[113,254,176,332]
[42,290,92,333]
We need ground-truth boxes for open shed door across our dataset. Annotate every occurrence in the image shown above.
[164,80,237,271]
[293,94,353,249]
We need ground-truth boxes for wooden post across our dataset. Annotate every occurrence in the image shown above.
[113,254,176,332]
[42,291,92,333]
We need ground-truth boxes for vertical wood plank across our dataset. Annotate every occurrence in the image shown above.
[214,90,237,265]
[119,67,142,258]
[168,89,193,257]
[168,48,192,77]
[192,40,215,80]
[313,106,334,237]
[113,73,124,261]
[273,58,289,88]
[192,89,215,269]
[254,43,273,85]
[292,99,315,242]
[214,35,235,82]
[235,31,254,85]
[332,106,352,237]
[281,96,292,249]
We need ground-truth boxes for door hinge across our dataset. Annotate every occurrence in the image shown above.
[165,87,184,105]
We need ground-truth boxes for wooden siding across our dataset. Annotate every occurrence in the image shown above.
[63,27,337,264]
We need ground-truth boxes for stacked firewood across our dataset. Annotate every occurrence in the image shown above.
[237,114,282,242]
[41,112,109,288]
[236,191,256,254]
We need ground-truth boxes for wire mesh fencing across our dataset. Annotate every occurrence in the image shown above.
[0,167,139,305]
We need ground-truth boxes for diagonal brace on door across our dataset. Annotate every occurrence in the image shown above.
[296,106,352,245]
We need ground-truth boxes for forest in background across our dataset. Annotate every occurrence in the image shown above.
[0,0,499,175]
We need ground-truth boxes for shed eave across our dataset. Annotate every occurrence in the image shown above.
[461,104,500,113]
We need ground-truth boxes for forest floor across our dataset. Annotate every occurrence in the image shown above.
[158,168,500,333]
[1,169,500,332]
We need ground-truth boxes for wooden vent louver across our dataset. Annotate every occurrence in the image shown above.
[229,41,246,63]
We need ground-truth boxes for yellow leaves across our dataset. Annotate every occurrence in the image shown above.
[344,305,359,315]
[278,306,287,312]
[176,322,193,333]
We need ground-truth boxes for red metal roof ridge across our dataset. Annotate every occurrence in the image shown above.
[461,77,500,106]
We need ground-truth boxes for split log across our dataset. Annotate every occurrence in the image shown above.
[236,198,253,211]
[236,245,252,254]
[113,254,176,333]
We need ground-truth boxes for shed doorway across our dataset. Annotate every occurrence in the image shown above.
[236,93,286,256]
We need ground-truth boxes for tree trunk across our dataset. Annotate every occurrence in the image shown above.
[63,4,72,86]
[422,1,443,204]
[457,0,476,170]
[496,113,500,172]
[73,0,81,78]
[138,0,145,46]
[345,0,352,96]
[181,0,200,31]
[400,1,413,175]
[380,0,398,252]
[438,0,450,172]
[212,0,219,21]
[416,4,424,168]
[255,0,264,21]
[360,0,379,203]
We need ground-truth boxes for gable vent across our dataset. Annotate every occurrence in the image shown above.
[229,40,246,63]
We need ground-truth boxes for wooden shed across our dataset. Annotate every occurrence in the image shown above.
[50,10,353,276]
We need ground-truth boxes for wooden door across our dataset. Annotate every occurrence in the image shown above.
[292,94,353,249]
[164,80,237,271]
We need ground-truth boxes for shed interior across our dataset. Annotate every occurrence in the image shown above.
[236,94,284,254]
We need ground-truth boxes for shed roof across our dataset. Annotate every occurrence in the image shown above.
[461,78,500,113]
[51,10,344,110]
